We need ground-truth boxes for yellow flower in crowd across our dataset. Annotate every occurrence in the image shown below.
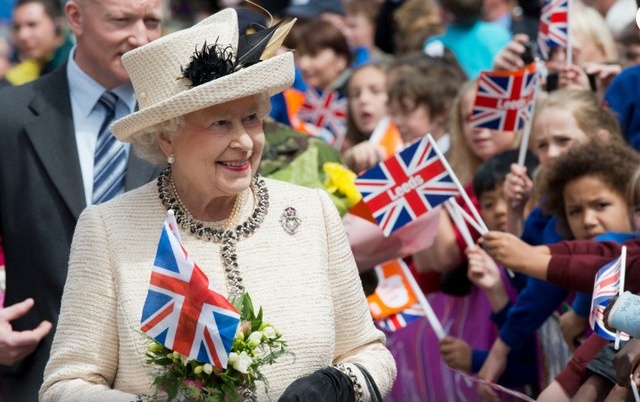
[323,162,362,207]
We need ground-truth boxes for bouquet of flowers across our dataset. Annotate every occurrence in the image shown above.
[145,293,289,402]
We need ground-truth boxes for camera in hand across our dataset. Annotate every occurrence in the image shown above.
[520,41,536,65]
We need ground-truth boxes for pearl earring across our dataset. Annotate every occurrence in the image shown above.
[167,154,175,164]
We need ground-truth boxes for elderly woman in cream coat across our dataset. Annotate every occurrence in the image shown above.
[39,8,396,402]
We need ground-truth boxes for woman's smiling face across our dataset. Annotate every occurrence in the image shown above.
[159,94,269,203]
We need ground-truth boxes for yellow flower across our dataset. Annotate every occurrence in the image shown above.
[323,162,362,207]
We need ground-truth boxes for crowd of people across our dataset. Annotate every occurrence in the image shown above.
[1,0,640,401]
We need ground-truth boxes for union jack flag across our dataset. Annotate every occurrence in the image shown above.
[469,63,537,132]
[140,211,240,368]
[589,252,630,341]
[537,0,569,60]
[355,135,460,236]
[297,88,347,148]
[376,302,425,332]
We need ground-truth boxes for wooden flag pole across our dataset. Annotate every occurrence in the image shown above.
[615,246,627,350]
[444,200,474,248]
[566,0,572,67]
[398,261,446,340]
[449,197,487,235]
[631,373,640,402]
[517,83,538,166]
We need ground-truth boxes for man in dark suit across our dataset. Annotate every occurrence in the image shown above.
[0,0,166,400]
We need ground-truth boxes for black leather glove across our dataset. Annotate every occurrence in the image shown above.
[278,367,356,402]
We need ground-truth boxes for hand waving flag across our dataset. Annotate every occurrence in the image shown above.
[141,210,240,368]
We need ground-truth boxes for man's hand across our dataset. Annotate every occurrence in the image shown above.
[0,298,52,366]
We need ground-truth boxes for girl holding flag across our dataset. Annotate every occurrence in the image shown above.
[341,61,398,173]
[478,89,628,391]
[482,141,640,401]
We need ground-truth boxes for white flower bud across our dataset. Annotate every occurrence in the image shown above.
[248,331,262,347]
[235,326,245,341]
[203,363,213,375]
[194,365,204,374]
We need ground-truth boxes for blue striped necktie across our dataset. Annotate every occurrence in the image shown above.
[92,91,127,204]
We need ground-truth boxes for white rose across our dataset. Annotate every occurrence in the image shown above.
[262,326,277,340]
[203,364,213,375]
[228,352,238,366]
[232,351,252,374]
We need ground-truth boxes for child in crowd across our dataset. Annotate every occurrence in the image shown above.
[439,149,539,395]
[537,142,638,402]
[387,61,465,151]
[289,19,353,149]
[482,142,640,401]
[343,0,389,66]
[341,61,396,173]
[479,89,627,389]
[617,21,640,68]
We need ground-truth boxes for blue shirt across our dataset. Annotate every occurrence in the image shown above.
[499,207,567,349]
[424,20,511,79]
[604,65,640,151]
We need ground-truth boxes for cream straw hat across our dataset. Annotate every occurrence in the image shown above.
[111,8,295,142]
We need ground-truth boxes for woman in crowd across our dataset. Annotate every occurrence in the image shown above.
[39,9,396,401]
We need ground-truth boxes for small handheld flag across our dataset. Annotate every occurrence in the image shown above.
[297,87,347,149]
[368,259,419,320]
[369,116,403,160]
[469,63,538,132]
[140,211,240,368]
[589,247,630,344]
[537,0,570,60]
[371,258,446,339]
[355,134,460,236]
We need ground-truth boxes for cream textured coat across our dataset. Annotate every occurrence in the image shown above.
[40,178,396,401]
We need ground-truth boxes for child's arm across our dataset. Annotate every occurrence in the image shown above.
[559,308,589,352]
[465,245,509,313]
[439,336,472,372]
[480,231,551,279]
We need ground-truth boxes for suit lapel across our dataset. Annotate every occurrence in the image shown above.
[24,68,86,220]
